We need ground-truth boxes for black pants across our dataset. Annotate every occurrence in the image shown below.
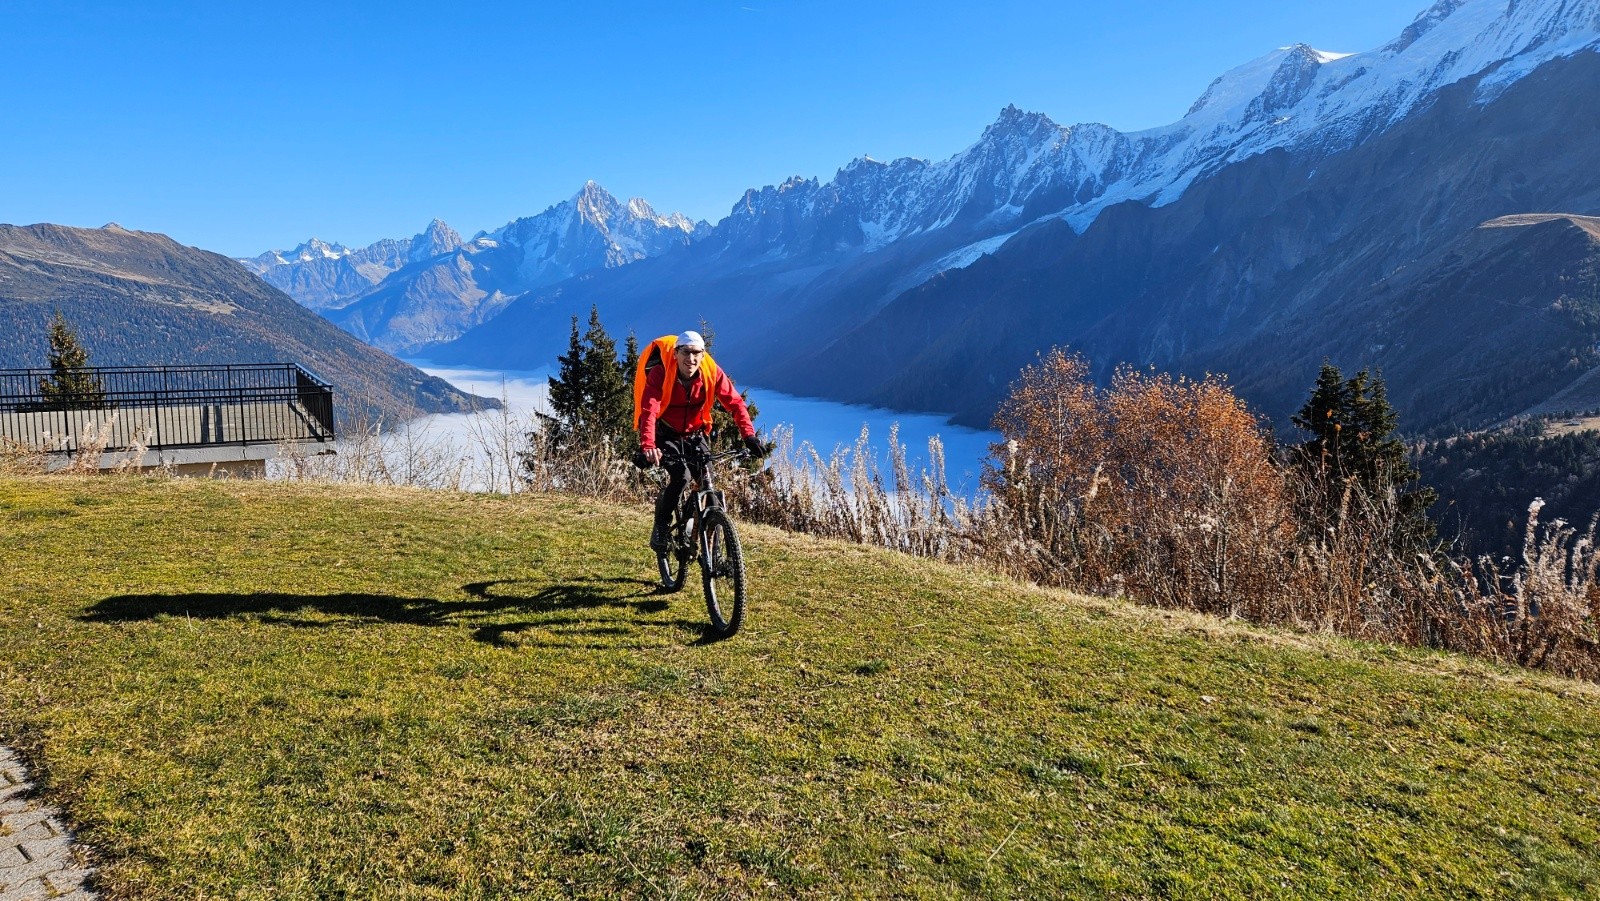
[651,430,709,537]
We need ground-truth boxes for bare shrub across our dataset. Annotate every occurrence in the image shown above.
[726,424,985,564]
[461,386,535,494]
[1278,468,1416,636]
[1400,501,1600,681]
[983,352,1291,617]
[60,413,117,474]
[109,425,156,477]
[518,427,651,501]
[273,410,466,489]
[0,437,48,475]
[1103,368,1293,617]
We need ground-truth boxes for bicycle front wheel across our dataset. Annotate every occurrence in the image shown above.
[698,508,746,637]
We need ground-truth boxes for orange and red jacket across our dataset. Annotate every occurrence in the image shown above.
[634,336,755,451]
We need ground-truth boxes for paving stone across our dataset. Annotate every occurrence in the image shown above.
[18,837,70,864]
[6,824,52,846]
[43,868,90,894]
[0,872,53,900]
[0,814,48,838]
[0,852,76,888]
[0,748,96,900]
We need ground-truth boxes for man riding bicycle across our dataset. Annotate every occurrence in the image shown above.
[634,330,763,554]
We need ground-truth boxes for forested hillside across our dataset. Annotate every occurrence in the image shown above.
[1420,421,1600,558]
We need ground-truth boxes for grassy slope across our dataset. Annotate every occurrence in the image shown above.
[1,475,1597,900]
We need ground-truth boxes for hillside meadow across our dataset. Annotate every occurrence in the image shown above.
[1,474,1597,899]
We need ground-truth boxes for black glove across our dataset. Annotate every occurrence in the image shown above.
[742,434,767,457]
[631,449,653,470]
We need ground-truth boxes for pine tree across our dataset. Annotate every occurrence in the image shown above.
[622,332,640,382]
[1291,361,1435,548]
[582,306,631,444]
[619,332,641,457]
[538,316,587,449]
[38,311,107,409]
[536,307,633,453]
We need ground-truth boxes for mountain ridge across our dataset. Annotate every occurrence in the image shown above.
[0,223,488,421]
[241,182,703,353]
[231,0,1600,442]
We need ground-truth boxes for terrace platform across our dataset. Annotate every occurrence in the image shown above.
[0,364,336,475]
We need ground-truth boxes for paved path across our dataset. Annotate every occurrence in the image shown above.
[0,747,97,900]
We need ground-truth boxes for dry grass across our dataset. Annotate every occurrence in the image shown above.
[0,437,48,475]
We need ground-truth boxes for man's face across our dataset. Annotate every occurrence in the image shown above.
[675,345,703,379]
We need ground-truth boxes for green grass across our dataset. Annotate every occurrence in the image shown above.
[2,474,1599,899]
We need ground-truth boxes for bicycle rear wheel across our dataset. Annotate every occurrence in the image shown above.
[656,510,693,592]
[656,549,689,593]
[698,508,746,637]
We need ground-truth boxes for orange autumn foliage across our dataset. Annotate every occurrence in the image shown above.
[988,349,1290,615]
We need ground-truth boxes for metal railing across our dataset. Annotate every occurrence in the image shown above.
[0,363,335,456]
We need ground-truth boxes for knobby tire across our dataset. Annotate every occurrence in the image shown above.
[657,548,689,593]
[698,508,746,637]
[657,516,691,593]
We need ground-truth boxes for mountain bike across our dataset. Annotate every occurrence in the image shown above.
[654,441,750,638]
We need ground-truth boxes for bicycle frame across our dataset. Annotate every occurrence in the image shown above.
[652,439,752,636]
[673,447,739,549]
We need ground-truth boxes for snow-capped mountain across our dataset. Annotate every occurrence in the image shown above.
[433,0,1600,437]
[703,0,1600,270]
[242,183,702,353]
[487,181,701,286]
[239,220,464,312]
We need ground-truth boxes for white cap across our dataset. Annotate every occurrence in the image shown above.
[677,330,706,351]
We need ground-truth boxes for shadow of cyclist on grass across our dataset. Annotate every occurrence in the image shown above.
[78,575,706,644]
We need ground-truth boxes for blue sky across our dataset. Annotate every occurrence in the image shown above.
[2,0,1427,256]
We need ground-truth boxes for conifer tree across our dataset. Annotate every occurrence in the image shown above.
[38,311,107,409]
[538,316,587,448]
[1291,361,1435,548]
[622,332,640,383]
[537,307,633,453]
[619,332,642,457]
[581,306,632,445]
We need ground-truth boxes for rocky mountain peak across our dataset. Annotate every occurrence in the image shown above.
[1255,43,1329,116]
[410,219,463,262]
[977,104,1064,146]
[1185,44,1340,120]
[1386,0,1471,53]
[572,181,621,224]
[296,238,348,261]
[625,197,658,220]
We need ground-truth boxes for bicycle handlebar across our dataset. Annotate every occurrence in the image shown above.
[636,443,758,475]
